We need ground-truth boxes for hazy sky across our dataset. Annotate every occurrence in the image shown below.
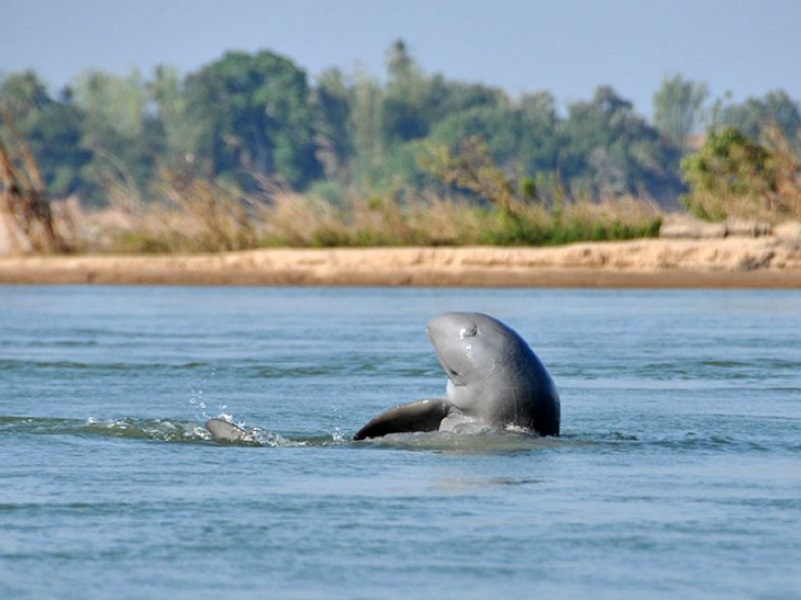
[2,0,799,116]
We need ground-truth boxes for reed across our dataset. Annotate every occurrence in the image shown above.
[22,163,664,254]
[254,190,661,249]
[0,112,72,253]
[75,184,663,253]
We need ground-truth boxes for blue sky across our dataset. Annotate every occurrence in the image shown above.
[2,0,799,117]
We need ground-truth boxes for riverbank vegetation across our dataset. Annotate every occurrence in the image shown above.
[88,190,663,254]
[1,41,799,253]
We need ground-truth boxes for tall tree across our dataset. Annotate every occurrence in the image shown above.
[70,69,162,203]
[382,39,432,142]
[517,91,560,175]
[562,86,682,203]
[313,67,354,180]
[717,90,801,149]
[0,71,51,123]
[652,73,708,151]
[349,68,385,183]
[71,69,148,142]
[185,50,322,189]
[23,101,92,198]
[680,126,776,220]
[148,65,200,167]
[1,72,93,200]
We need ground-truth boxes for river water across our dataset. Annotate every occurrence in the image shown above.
[1,285,800,599]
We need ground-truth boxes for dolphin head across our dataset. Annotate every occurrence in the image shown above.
[426,312,529,405]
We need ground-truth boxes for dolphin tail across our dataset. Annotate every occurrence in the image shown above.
[353,398,451,441]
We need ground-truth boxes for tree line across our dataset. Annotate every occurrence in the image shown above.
[1,40,799,211]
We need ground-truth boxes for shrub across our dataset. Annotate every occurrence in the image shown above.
[680,126,801,221]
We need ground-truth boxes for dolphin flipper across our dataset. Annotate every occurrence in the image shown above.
[205,418,256,443]
[353,399,451,441]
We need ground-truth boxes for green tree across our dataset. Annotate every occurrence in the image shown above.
[185,50,322,189]
[348,68,385,185]
[381,39,434,143]
[411,85,562,203]
[71,69,148,142]
[313,67,354,180]
[0,71,51,123]
[680,126,776,219]
[426,89,551,169]
[148,65,200,167]
[1,71,94,200]
[24,100,92,198]
[561,86,682,204]
[516,91,560,176]
[716,90,801,150]
[432,78,506,116]
[70,69,163,204]
[652,73,708,151]
[421,135,520,214]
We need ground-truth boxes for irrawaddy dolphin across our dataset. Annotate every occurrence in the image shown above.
[205,417,257,443]
[353,312,560,440]
[205,312,560,443]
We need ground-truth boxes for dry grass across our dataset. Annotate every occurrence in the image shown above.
[73,168,261,253]
[262,191,497,247]
[764,128,801,219]
[67,178,662,253]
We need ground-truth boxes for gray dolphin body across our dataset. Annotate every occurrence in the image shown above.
[353,312,560,440]
[205,418,256,443]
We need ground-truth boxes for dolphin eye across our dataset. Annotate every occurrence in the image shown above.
[459,325,478,339]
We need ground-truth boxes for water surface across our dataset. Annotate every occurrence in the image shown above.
[1,286,800,598]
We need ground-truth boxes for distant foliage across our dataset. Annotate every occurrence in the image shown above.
[652,73,708,151]
[1,41,799,232]
[711,90,801,152]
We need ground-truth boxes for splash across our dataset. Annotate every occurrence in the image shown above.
[187,366,221,422]
[188,388,207,414]
[1,416,209,443]
[204,415,314,447]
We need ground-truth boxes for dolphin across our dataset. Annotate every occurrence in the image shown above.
[205,418,258,443]
[353,312,560,440]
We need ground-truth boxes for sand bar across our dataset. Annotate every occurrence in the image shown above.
[1,237,801,288]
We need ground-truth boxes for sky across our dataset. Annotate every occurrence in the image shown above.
[2,0,800,118]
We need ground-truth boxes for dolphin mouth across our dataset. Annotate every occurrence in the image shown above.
[444,365,467,386]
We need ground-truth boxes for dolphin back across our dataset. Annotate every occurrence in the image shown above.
[521,346,560,436]
[491,325,560,436]
[206,418,257,443]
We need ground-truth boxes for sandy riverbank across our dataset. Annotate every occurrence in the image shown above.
[2,235,801,288]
